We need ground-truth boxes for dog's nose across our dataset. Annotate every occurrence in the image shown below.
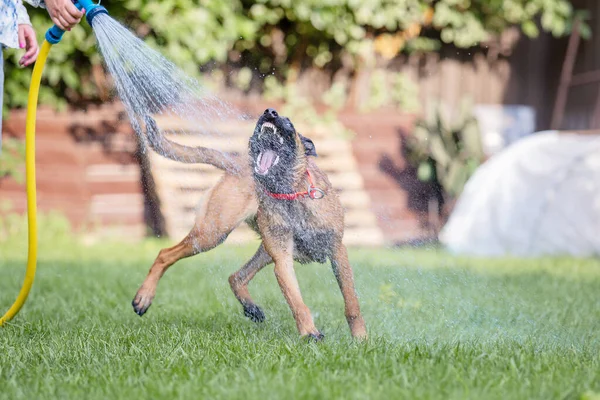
[264,108,278,118]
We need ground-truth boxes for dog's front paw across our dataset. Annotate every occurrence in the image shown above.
[243,303,265,323]
[132,290,154,316]
[348,315,368,340]
[304,331,325,342]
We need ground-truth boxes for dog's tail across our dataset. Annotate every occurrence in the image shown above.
[143,115,238,173]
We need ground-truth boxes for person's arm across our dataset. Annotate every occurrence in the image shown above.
[24,0,83,31]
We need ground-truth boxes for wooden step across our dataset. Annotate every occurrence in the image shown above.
[86,164,140,183]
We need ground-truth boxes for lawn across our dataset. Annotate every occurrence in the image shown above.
[1,233,600,399]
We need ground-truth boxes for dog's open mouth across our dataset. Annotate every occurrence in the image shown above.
[254,121,283,175]
[255,149,280,175]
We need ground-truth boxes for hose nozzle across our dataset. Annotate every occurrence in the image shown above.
[45,0,108,44]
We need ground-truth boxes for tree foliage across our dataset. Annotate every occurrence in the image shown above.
[3,0,585,111]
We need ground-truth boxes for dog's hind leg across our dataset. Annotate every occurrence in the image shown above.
[330,243,368,339]
[229,244,273,322]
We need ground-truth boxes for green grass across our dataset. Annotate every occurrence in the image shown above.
[1,236,600,399]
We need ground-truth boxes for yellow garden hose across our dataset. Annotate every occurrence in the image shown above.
[0,0,107,326]
[0,40,52,326]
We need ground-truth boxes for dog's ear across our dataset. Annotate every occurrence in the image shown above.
[299,133,318,157]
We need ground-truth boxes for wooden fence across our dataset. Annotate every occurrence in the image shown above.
[0,106,145,240]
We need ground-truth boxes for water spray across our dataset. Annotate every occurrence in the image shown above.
[0,0,109,326]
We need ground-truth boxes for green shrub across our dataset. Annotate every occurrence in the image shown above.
[0,137,26,184]
[406,100,484,198]
[0,200,74,246]
[360,70,420,113]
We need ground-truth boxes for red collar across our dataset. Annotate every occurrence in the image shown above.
[265,170,325,200]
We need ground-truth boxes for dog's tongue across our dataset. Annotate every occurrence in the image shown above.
[258,150,277,174]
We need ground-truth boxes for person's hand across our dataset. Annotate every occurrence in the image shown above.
[44,0,84,31]
[18,24,39,67]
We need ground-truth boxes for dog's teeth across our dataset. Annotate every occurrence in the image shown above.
[279,137,283,144]
[273,156,280,167]
[256,152,263,165]
[260,122,277,135]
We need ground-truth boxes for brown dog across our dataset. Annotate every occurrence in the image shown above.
[132,110,367,339]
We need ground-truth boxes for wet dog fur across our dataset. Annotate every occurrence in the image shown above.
[132,110,367,340]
